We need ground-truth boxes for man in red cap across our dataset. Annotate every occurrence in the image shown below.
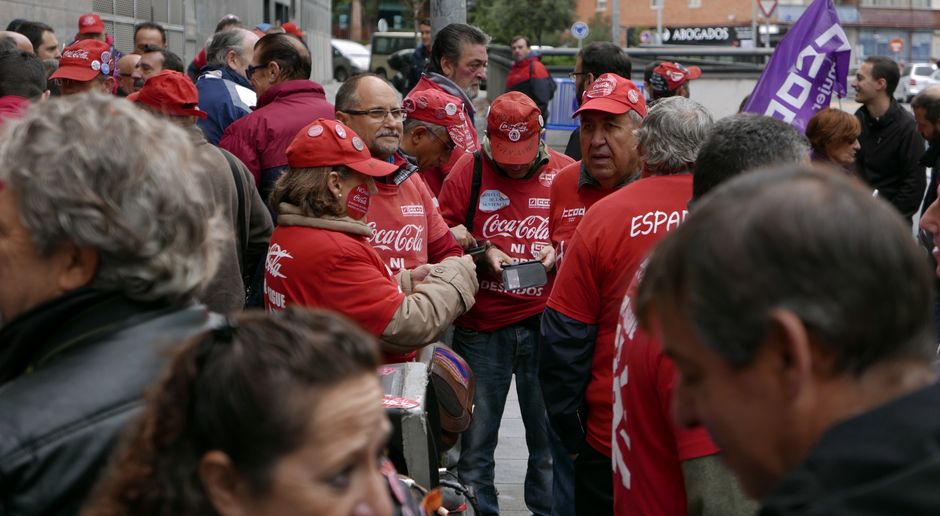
[131,70,273,312]
[75,13,106,42]
[648,61,702,101]
[335,74,464,284]
[539,75,694,514]
[437,91,574,516]
[49,39,116,95]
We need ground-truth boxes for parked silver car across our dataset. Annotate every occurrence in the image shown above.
[331,39,370,82]
[896,62,936,103]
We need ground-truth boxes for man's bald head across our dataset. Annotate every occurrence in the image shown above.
[0,31,33,53]
[254,32,310,82]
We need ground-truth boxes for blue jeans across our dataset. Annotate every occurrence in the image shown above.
[454,323,553,516]
[548,421,575,516]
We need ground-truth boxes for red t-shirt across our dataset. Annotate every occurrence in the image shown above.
[546,174,692,457]
[613,267,720,515]
[264,225,404,339]
[439,149,573,332]
[409,76,479,196]
[367,173,459,274]
[548,160,617,271]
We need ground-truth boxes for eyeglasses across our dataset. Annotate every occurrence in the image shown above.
[343,107,405,121]
[245,63,266,80]
[568,71,588,81]
[430,129,456,151]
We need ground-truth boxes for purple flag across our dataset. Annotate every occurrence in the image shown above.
[743,0,850,132]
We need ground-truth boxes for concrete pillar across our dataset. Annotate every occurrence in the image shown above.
[430,0,465,39]
[351,0,362,42]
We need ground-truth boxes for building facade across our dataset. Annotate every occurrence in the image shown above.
[579,0,940,64]
[1,0,332,81]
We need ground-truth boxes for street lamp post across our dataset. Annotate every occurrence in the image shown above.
[651,0,663,45]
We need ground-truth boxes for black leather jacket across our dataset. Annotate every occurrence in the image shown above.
[0,289,215,515]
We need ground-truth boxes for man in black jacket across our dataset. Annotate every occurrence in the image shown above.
[639,166,940,515]
[0,92,219,514]
[853,55,926,221]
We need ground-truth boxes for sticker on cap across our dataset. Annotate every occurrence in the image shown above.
[628,89,639,103]
[445,102,458,116]
[403,98,416,113]
[307,125,324,137]
[101,63,110,75]
[335,124,347,139]
[101,51,111,64]
[538,115,544,128]
[351,136,365,151]
[479,189,510,212]
[588,78,615,97]
[508,129,522,142]
[91,60,101,71]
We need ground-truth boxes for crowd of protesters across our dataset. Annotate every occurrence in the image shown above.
[3,11,940,516]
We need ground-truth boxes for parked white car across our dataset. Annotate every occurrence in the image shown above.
[331,39,371,82]
[896,62,936,103]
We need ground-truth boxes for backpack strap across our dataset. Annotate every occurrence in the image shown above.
[465,151,484,231]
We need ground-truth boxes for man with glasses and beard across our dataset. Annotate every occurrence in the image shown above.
[336,76,468,360]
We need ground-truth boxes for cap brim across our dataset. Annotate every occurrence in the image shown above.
[490,134,539,165]
[572,97,630,118]
[78,26,104,34]
[346,156,399,177]
[127,91,141,102]
[49,65,98,82]
[685,66,702,80]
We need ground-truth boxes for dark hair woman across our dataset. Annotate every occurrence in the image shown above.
[84,307,394,516]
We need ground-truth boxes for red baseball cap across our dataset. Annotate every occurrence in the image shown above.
[572,73,647,119]
[78,13,105,35]
[649,62,702,95]
[287,119,398,177]
[132,70,206,119]
[50,40,114,82]
[487,91,543,166]
[403,89,477,153]
[282,22,305,38]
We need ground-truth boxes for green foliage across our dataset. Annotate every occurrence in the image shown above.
[584,12,612,44]
[470,0,576,47]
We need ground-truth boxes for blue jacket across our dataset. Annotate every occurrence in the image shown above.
[196,65,257,145]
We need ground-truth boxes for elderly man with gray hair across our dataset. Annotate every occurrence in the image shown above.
[196,27,260,144]
[543,96,716,514]
[0,92,221,514]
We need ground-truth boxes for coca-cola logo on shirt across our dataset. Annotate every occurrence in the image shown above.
[369,222,425,252]
[481,214,549,241]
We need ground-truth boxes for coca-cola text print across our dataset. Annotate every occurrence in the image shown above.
[369,222,425,252]
[481,214,549,241]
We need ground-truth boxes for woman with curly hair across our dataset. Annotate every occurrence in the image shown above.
[83,307,394,516]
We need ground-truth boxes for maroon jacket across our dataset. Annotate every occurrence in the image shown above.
[219,79,334,199]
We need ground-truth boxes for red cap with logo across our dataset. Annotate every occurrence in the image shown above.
[403,88,477,153]
[49,39,114,82]
[287,119,398,177]
[487,91,543,166]
[572,73,647,119]
[132,70,206,119]
[78,13,105,35]
[282,22,305,38]
[649,62,702,95]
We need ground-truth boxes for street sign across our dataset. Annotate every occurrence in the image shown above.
[571,21,589,40]
[377,18,389,33]
[759,0,777,18]
[889,37,904,53]
[640,30,653,44]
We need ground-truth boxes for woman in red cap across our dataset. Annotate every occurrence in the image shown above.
[264,119,478,362]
